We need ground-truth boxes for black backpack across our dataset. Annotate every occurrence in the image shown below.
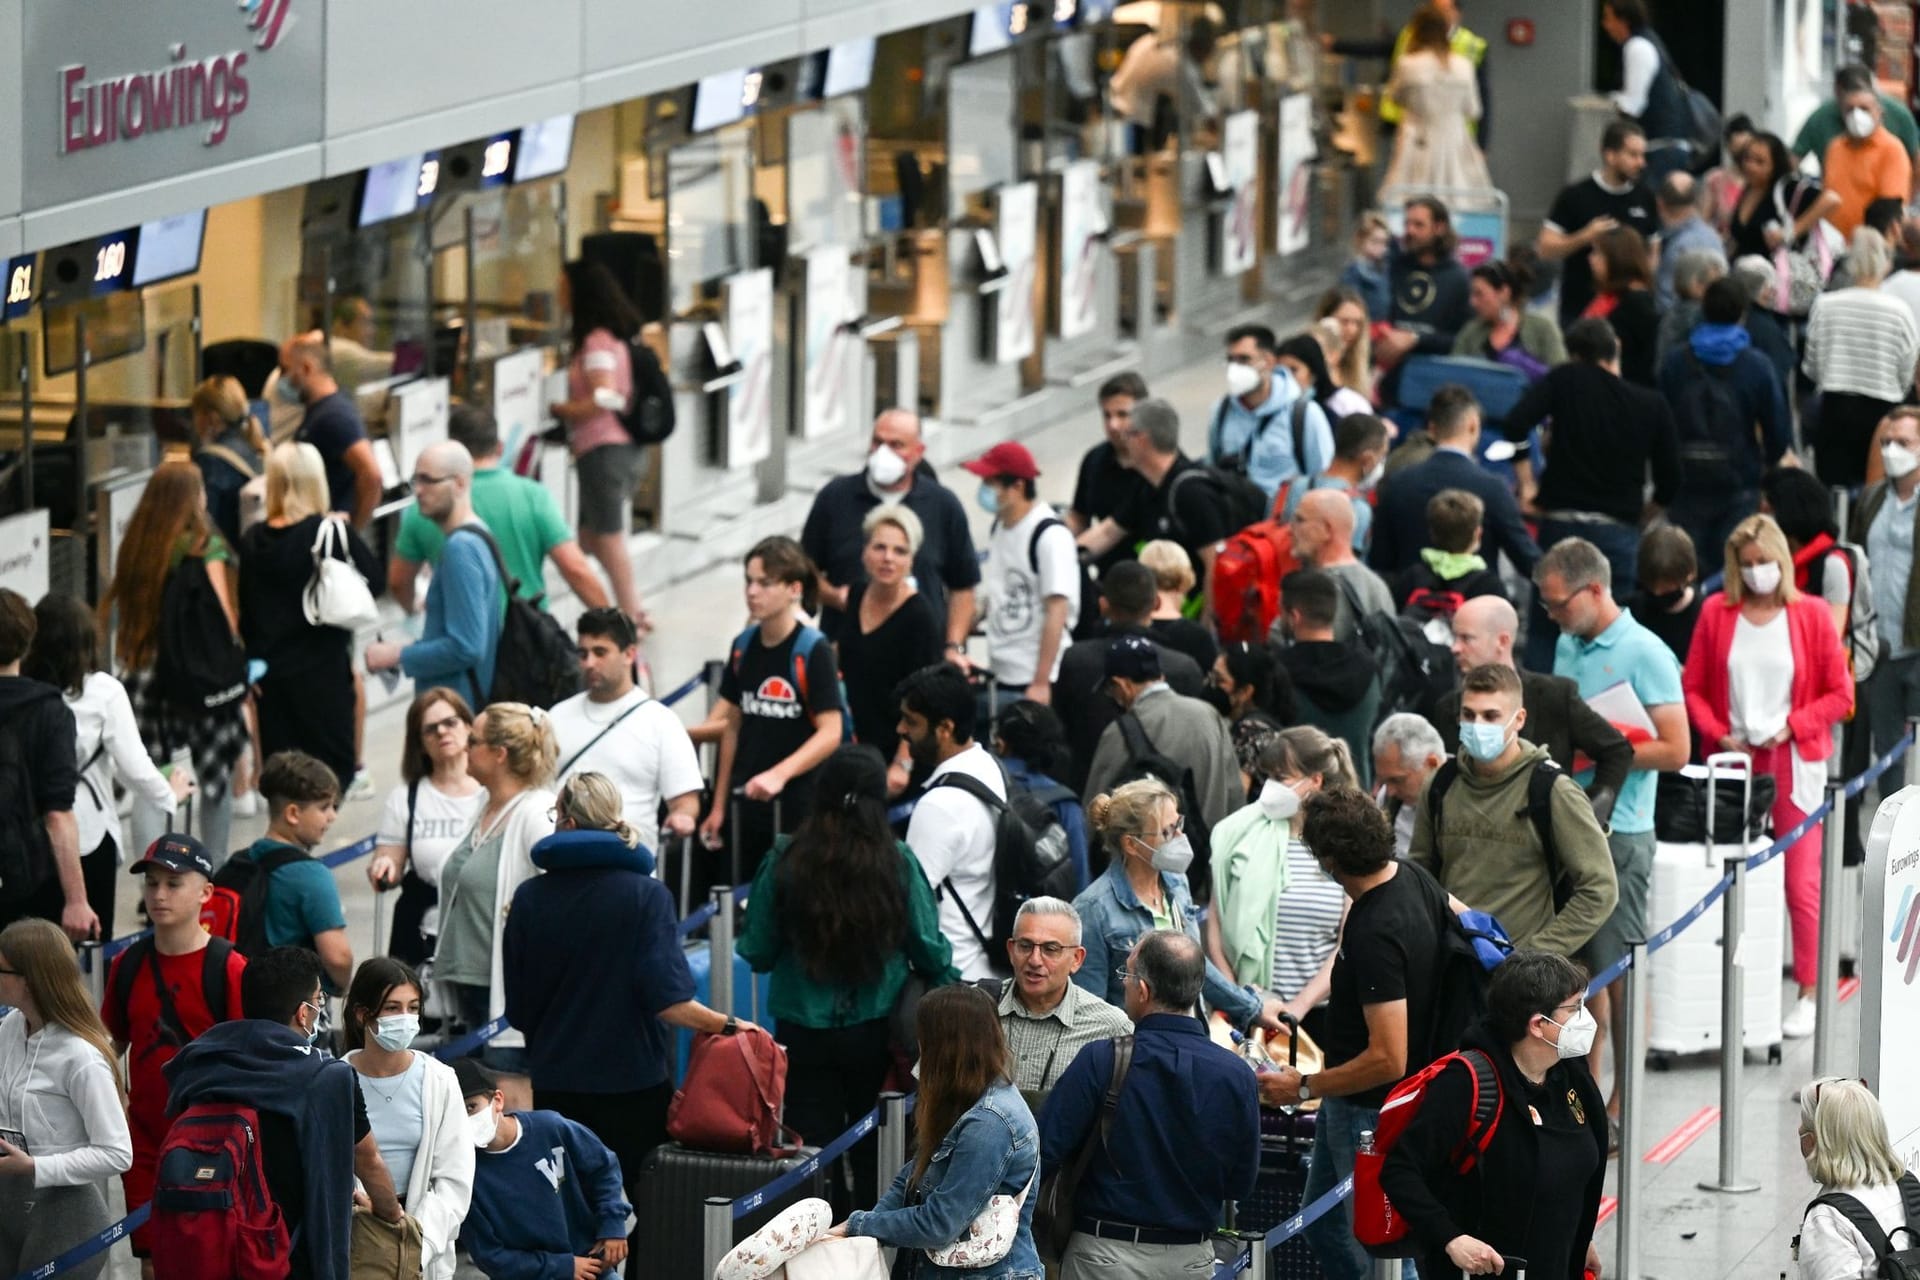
[1407,860,1491,1062]
[1334,575,1453,722]
[1427,757,1572,911]
[1673,354,1753,491]
[0,685,60,905]
[154,559,249,718]
[615,337,677,445]
[1111,712,1214,901]
[108,935,237,1050]
[210,844,308,958]
[1167,465,1269,537]
[448,525,583,709]
[1799,1172,1920,1280]
[932,768,1079,973]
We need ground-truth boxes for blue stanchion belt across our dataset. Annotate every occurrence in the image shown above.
[1212,1175,1357,1277]
[676,882,753,939]
[15,1206,149,1280]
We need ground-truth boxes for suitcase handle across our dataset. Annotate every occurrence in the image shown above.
[1702,751,1754,868]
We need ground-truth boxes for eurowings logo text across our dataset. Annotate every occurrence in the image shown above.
[1889,884,1920,984]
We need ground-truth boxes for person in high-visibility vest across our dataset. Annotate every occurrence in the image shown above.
[1327,0,1491,147]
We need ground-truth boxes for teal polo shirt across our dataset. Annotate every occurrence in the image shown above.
[1553,610,1683,835]
[395,466,572,605]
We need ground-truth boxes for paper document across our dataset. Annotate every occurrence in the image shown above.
[1585,679,1656,742]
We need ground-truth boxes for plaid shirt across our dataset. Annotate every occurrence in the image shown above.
[993,975,1134,1097]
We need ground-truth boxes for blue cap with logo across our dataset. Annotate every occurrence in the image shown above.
[129,834,215,879]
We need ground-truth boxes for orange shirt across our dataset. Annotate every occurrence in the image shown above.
[1824,127,1914,235]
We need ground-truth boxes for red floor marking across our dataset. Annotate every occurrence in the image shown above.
[1840,976,1861,1003]
[1643,1106,1720,1163]
[1597,1196,1618,1226]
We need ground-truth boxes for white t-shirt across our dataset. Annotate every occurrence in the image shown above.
[985,504,1081,686]
[1729,612,1794,745]
[547,688,706,859]
[1798,1180,1908,1280]
[908,743,1007,980]
[376,779,488,936]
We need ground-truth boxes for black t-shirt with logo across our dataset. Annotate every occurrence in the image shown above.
[1546,175,1658,325]
[718,625,846,818]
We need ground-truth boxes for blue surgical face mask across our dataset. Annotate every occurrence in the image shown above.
[372,1014,420,1053]
[299,1000,325,1046]
[276,375,303,406]
[976,483,1000,516]
[1459,712,1516,763]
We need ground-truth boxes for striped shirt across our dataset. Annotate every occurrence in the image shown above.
[1271,840,1346,1002]
[994,976,1136,1098]
[1805,289,1920,403]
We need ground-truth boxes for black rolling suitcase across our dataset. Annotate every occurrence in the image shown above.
[634,1142,826,1280]
[1233,1017,1320,1280]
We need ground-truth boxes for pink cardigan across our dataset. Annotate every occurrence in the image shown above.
[1682,592,1853,760]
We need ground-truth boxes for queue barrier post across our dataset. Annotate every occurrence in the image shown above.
[1246,1232,1269,1278]
[80,940,104,1011]
[703,1195,734,1279]
[1906,718,1920,790]
[1813,781,1847,1079]
[1699,853,1761,1195]
[878,1092,908,1205]
[709,885,735,1016]
[1616,940,1648,1280]
[1372,1255,1401,1280]
[1831,487,1851,553]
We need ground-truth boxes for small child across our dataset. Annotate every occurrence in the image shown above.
[456,1058,632,1280]
[1627,523,1702,665]
[232,750,352,991]
[102,835,248,1280]
[1396,489,1508,628]
[1338,213,1393,322]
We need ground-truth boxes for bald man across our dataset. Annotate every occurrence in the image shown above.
[278,331,383,528]
[365,442,503,707]
[1276,488,1395,647]
[1431,595,1632,821]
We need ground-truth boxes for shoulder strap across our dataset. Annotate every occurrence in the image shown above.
[941,875,994,955]
[789,624,827,706]
[556,700,647,779]
[1426,760,1460,871]
[1096,1034,1135,1151]
[404,778,419,864]
[1027,516,1068,574]
[729,624,761,677]
[1526,761,1564,898]
[1899,1170,1920,1232]
[196,443,259,480]
[201,937,235,1023]
[1452,1048,1507,1173]
[144,937,190,1046]
[1116,711,1158,762]
[447,524,523,596]
[1811,1191,1896,1259]
[109,936,154,1032]
[1290,397,1310,471]
[932,770,1009,815]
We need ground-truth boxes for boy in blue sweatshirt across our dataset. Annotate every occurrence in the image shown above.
[455,1058,632,1280]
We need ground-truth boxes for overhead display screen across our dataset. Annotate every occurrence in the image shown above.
[823,39,876,96]
[513,116,576,182]
[693,68,751,132]
[131,210,206,288]
[358,154,425,226]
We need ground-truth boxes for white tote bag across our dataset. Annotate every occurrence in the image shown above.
[784,1237,889,1280]
[303,517,379,631]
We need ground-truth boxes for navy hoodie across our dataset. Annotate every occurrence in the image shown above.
[164,1020,358,1280]
[503,830,694,1093]
[466,1109,632,1280]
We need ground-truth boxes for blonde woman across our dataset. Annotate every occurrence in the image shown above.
[239,442,379,790]
[1138,539,1218,670]
[1071,777,1280,1033]
[188,375,267,547]
[1795,1078,1916,1280]
[435,702,557,1073]
[1682,515,1852,1038]
[836,505,942,794]
[0,919,133,1279]
[1314,288,1375,403]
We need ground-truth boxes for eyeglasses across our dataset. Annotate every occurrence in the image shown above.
[1119,968,1143,987]
[1538,589,1583,615]
[410,472,453,489]
[1010,940,1074,959]
[422,715,464,737]
[0,967,18,977]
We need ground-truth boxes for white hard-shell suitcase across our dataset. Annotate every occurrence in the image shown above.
[1646,753,1786,1067]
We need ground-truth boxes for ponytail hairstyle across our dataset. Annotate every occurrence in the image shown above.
[1087,777,1178,857]
[190,375,268,455]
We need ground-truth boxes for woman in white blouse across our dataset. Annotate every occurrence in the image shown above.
[367,688,487,968]
[1795,1077,1916,1280]
[0,919,133,1279]
[24,595,193,931]
[343,957,474,1280]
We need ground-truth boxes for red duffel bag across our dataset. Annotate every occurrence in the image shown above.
[667,1025,802,1156]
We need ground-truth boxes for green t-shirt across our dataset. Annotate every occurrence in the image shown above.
[395,467,571,605]
[434,821,506,986]
[249,837,347,964]
[1795,94,1920,163]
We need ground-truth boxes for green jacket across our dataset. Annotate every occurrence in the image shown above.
[1451,312,1568,368]
[737,836,960,1028]
[1408,743,1618,958]
[1208,800,1295,987]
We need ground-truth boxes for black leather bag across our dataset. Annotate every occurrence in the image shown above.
[1654,769,1777,844]
[1033,1034,1134,1263]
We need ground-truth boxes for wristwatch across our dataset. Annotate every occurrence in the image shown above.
[1298,1073,1315,1101]
[722,1015,739,1036]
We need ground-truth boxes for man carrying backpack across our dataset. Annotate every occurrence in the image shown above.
[162,946,403,1280]
[967,441,1080,707]
[897,664,1009,979]
[365,441,505,710]
[1409,664,1618,960]
[0,587,89,939]
[223,751,352,991]
[1208,324,1333,508]
[1658,280,1793,564]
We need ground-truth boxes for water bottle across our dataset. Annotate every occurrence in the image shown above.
[1359,1129,1376,1157]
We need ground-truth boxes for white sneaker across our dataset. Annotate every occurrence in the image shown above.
[231,790,260,818]
[1783,996,1817,1039]
[346,767,376,802]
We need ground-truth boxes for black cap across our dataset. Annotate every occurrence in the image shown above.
[1103,633,1162,683]
[129,834,215,879]
[453,1057,498,1100]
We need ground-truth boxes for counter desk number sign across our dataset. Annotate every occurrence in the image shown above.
[2,257,32,320]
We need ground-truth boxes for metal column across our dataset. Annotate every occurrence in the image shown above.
[702,1196,733,1279]
[1616,940,1648,1280]
[709,885,735,1015]
[1812,780,1847,1078]
[1698,858,1760,1194]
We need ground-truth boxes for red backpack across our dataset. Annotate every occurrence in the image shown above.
[667,1026,801,1156]
[1353,1049,1504,1255]
[1210,481,1299,644]
[149,1103,292,1280]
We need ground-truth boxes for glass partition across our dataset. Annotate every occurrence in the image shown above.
[666,124,757,316]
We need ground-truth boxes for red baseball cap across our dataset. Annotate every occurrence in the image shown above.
[962,441,1040,481]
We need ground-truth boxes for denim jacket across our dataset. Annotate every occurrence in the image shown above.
[847,1079,1042,1280]
[1070,861,1265,1029]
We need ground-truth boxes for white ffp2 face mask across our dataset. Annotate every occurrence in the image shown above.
[1258,778,1302,822]
[468,1104,499,1149]
[867,445,908,487]
[1884,441,1920,479]
[1740,561,1783,596]
[1546,1005,1598,1059]
[1847,106,1876,139]
[1226,362,1263,398]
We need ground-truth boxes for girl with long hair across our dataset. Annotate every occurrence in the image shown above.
[0,919,133,1279]
[1276,332,1373,423]
[239,442,379,789]
[1382,4,1490,192]
[1582,226,1659,386]
[188,374,267,547]
[1728,130,1842,263]
[550,258,649,623]
[434,702,557,1072]
[1313,287,1374,401]
[103,458,249,866]
[367,688,486,967]
[342,958,474,1280]
[696,536,846,884]
[738,746,958,1208]
[837,984,1040,1279]
[24,595,192,930]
